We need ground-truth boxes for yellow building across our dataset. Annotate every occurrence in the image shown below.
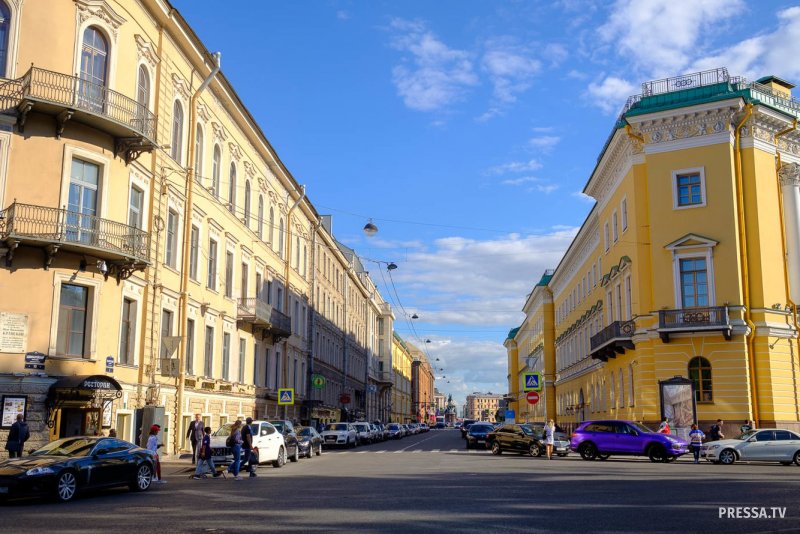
[0,0,393,456]
[391,333,413,423]
[507,68,800,438]
[465,392,502,422]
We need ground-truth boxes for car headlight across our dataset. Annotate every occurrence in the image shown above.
[708,444,720,450]
[26,466,56,476]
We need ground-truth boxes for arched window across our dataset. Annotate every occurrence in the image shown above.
[244,180,251,227]
[295,236,300,269]
[269,207,275,245]
[257,195,264,240]
[688,356,713,402]
[80,26,108,111]
[228,162,236,213]
[195,125,204,180]
[278,218,284,259]
[171,100,184,163]
[0,2,10,76]
[212,144,221,197]
[136,65,150,110]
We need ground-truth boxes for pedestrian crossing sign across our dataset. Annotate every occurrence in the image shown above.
[278,388,294,405]
[523,372,542,392]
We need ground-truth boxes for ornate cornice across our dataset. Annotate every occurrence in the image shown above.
[584,131,638,208]
[779,162,800,187]
[550,213,599,298]
[75,0,126,38]
[243,160,257,178]
[134,34,159,68]
[636,107,735,145]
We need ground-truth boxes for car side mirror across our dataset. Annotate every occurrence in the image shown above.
[261,431,268,436]
[748,437,757,442]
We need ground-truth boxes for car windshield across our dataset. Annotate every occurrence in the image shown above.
[738,430,757,441]
[31,437,97,457]
[554,432,568,440]
[388,424,400,430]
[271,421,286,432]
[325,424,349,431]
[628,422,655,434]
[298,428,313,437]
[213,423,233,436]
[519,426,534,436]
[471,424,493,432]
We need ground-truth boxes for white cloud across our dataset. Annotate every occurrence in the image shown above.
[529,135,561,151]
[336,10,350,21]
[586,75,637,114]
[487,159,543,175]
[535,184,559,194]
[501,176,540,186]
[389,18,478,112]
[544,43,569,66]
[422,338,509,405]
[481,44,542,104]
[572,190,595,202]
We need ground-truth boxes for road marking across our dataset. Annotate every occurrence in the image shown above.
[412,450,422,453]
[393,450,403,454]
[375,450,386,454]
[432,449,440,452]
[356,451,368,454]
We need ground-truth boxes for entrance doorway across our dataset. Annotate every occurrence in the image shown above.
[59,408,101,438]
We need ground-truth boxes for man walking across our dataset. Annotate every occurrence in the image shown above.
[4,414,30,458]
[187,414,204,465]
[709,419,725,441]
[241,417,256,478]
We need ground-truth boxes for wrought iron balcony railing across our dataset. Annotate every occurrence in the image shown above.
[589,320,635,361]
[1,201,150,270]
[658,306,732,342]
[0,66,157,163]
[236,297,292,339]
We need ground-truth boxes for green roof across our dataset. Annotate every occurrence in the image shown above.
[536,269,555,287]
[506,327,520,340]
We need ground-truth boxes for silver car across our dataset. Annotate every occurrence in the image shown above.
[703,429,800,465]
[321,423,357,448]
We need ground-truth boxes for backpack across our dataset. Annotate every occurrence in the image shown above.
[226,434,234,447]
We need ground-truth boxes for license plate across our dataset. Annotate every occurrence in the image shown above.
[556,447,567,452]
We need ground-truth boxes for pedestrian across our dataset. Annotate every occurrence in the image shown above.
[658,418,671,434]
[147,425,166,483]
[227,420,243,480]
[709,419,725,441]
[544,419,556,460]
[689,424,705,464]
[193,426,221,479]
[740,420,754,434]
[241,417,257,478]
[108,428,117,438]
[4,414,30,458]
[187,413,205,465]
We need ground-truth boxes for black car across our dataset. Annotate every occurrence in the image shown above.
[269,420,300,462]
[460,419,478,439]
[465,423,495,449]
[486,424,546,456]
[296,426,323,458]
[0,437,155,502]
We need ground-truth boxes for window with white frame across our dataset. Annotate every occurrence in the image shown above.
[160,309,173,358]
[207,238,217,290]
[679,258,709,308]
[119,297,136,365]
[222,332,231,380]
[673,167,706,208]
[171,100,184,163]
[57,283,90,357]
[195,125,204,179]
[204,325,214,377]
[228,163,237,214]
[186,318,195,375]
[612,210,619,242]
[621,197,628,231]
[189,225,199,281]
[238,338,246,383]
[628,364,635,406]
[128,185,143,229]
[604,221,609,251]
[212,144,221,196]
[165,209,178,268]
[225,251,234,298]
[624,274,632,320]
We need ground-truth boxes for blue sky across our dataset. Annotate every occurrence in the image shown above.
[173,0,800,407]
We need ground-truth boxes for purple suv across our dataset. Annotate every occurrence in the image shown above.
[570,420,689,462]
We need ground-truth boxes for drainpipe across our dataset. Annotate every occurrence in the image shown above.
[733,103,759,426]
[282,186,306,419]
[306,219,322,424]
[175,52,221,454]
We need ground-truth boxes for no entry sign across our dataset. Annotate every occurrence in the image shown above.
[526,391,540,405]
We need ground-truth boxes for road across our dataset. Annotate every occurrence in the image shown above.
[2,429,798,533]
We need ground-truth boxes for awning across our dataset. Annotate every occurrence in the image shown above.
[45,375,122,428]
[48,374,122,393]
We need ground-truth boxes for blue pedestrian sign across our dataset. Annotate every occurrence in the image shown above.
[278,388,294,405]
[523,372,542,392]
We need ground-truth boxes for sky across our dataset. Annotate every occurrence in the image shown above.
[172,0,800,408]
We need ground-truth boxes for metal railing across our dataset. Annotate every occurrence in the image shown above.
[590,320,635,351]
[642,68,730,97]
[1,66,156,141]
[658,306,730,329]
[237,297,272,324]
[1,201,150,262]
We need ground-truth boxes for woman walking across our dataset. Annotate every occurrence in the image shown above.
[146,425,166,483]
[689,423,705,464]
[544,420,556,460]
[228,420,244,480]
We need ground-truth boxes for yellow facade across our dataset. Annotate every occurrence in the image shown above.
[508,69,800,438]
[391,334,413,423]
[465,393,502,422]
[0,0,393,456]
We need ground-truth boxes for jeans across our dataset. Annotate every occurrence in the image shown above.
[230,444,242,476]
[194,456,216,476]
[691,444,702,462]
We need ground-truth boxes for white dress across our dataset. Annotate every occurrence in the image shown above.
[545,426,555,445]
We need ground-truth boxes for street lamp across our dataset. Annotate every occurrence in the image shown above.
[363,219,378,237]
[387,262,398,270]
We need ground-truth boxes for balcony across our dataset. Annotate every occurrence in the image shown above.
[0,66,157,164]
[589,320,635,362]
[1,201,149,277]
[658,306,732,343]
[236,297,292,340]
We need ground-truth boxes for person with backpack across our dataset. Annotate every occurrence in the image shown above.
[226,420,244,480]
[192,426,221,479]
[688,424,705,463]
[241,417,256,478]
[709,419,725,441]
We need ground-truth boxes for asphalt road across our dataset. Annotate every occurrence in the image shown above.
[2,429,798,533]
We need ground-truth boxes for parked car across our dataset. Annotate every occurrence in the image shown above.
[460,419,477,439]
[553,431,570,457]
[386,423,404,439]
[321,423,357,448]
[466,422,495,449]
[352,422,373,444]
[703,429,800,465]
[571,420,689,462]
[269,420,301,463]
[419,423,429,432]
[486,424,545,456]
[434,422,446,429]
[368,423,382,442]
[454,422,463,429]
[401,424,411,437]
[211,420,288,468]
[296,426,323,458]
[0,437,154,503]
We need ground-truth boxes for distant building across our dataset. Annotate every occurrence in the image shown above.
[466,392,503,421]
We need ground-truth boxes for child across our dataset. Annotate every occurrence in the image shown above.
[193,426,221,479]
[146,425,166,483]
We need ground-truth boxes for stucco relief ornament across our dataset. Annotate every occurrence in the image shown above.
[713,120,725,133]
[651,130,663,143]
[134,35,159,68]
[779,162,800,187]
[76,0,126,39]
[196,102,211,123]
[210,121,227,143]
[172,73,191,101]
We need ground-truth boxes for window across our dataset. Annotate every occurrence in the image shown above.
[240,263,248,300]
[244,181,251,227]
[604,222,609,251]
[171,100,184,163]
[189,226,199,281]
[195,125,204,179]
[303,246,307,277]
[267,280,273,305]
[165,209,178,268]
[276,287,283,312]
[57,284,88,357]
[295,236,300,270]
[673,169,706,208]
[679,258,708,308]
[618,368,624,407]
[67,158,99,244]
[212,145,221,196]
[278,218,285,258]
[688,356,712,402]
[293,300,299,334]
[238,338,246,383]
[79,27,108,111]
[119,298,136,365]
[614,283,622,322]
[128,186,143,229]
[0,2,10,75]
[256,272,262,299]
[264,347,271,388]
[136,65,150,126]
[628,364,634,406]
[225,251,234,298]
[228,163,236,213]
[624,275,632,320]
[160,309,173,358]
[186,319,195,375]
[621,197,628,231]
[269,207,275,244]
[222,332,231,380]
[257,196,264,240]
[612,210,618,242]
[207,239,217,290]
[204,326,214,377]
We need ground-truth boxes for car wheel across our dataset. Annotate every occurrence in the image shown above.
[718,449,737,465]
[316,444,322,456]
[579,443,597,461]
[56,470,78,502]
[664,455,677,463]
[272,446,286,468]
[491,442,502,455]
[130,463,153,492]
[794,450,800,466]
[598,454,610,461]
[648,445,667,463]
[529,443,541,457]
[289,446,299,463]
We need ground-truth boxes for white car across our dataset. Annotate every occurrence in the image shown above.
[351,422,372,444]
[321,422,357,448]
[210,421,288,468]
[703,429,800,465]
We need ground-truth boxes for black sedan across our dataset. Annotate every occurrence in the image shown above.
[296,427,323,458]
[0,437,155,502]
[269,420,300,462]
[486,424,546,456]
[465,423,495,449]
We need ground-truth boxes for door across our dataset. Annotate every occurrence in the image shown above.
[740,431,775,461]
[89,439,133,486]
[79,26,108,112]
[773,430,800,461]
[67,159,99,244]
[612,423,641,454]
[60,409,84,438]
